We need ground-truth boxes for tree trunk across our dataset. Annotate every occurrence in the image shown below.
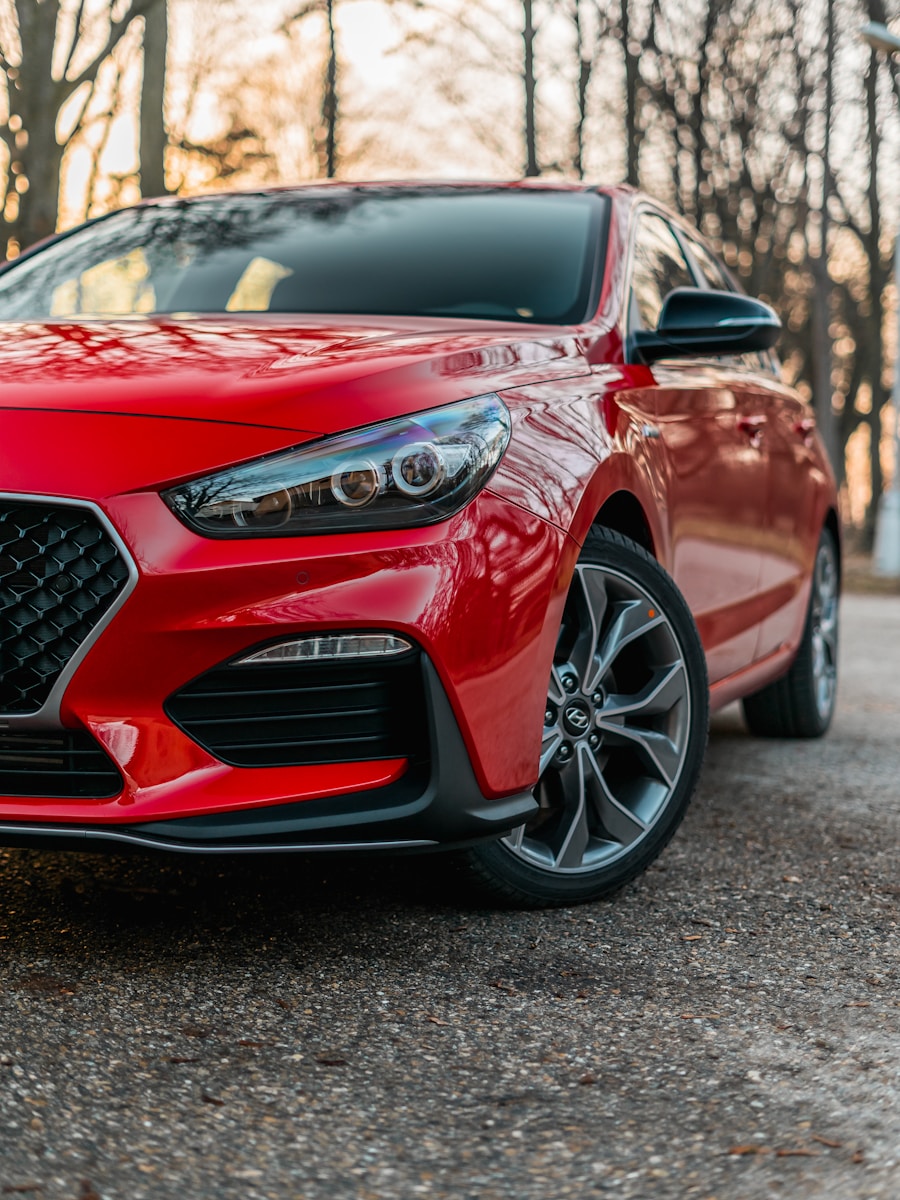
[809,0,838,473]
[522,0,539,177]
[323,0,338,178]
[5,0,63,252]
[621,0,638,186]
[139,0,168,198]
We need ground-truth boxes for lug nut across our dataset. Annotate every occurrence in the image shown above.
[588,732,600,749]
[556,742,573,763]
[592,688,605,706]
[544,708,555,726]
[562,674,577,693]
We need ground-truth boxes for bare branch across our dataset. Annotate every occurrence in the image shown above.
[64,0,159,95]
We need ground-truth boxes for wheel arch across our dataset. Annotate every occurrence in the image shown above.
[823,506,842,583]
[592,490,656,557]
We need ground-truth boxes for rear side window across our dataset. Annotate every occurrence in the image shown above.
[629,213,695,329]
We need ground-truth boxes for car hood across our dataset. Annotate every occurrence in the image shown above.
[0,316,590,434]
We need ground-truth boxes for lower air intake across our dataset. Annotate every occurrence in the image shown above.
[165,644,429,768]
[0,730,123,798]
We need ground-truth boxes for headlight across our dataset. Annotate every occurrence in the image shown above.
[162,395,511,537]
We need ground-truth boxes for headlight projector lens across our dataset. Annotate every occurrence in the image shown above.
[391,442,446,497]
[330,461,384,508]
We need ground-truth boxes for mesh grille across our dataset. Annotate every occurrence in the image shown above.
[0,730,123,798]
[166,650,429,768]
[0,501,129,714]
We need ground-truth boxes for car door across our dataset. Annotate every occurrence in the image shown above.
[681,230,814,661]
[626,210,769,684]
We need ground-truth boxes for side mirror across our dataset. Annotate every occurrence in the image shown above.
[631,287,781,364]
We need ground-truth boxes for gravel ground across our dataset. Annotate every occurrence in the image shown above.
[0,592,898,1200]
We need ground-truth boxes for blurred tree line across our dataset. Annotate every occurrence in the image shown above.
[0,0,899,541]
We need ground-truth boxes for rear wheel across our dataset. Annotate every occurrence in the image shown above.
[464,528,709,907]
[741,527,839,738]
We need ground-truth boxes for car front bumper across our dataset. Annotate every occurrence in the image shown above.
[0,485,570,850]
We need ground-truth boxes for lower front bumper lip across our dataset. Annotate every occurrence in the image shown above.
[0,659,539,854]
[0,823,439,854]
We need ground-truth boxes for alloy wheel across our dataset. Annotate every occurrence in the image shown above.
[502,562,692,875]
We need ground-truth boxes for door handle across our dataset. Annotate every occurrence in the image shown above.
[737,414,767,446]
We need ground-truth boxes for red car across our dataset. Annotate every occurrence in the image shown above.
[0,183,838,906]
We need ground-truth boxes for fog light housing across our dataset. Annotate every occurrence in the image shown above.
[236,634,414,665]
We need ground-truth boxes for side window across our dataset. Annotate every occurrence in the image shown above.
[629,213,695,330]
[684,236,733,292]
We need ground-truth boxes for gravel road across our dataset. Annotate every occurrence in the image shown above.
[1,592,898,1200]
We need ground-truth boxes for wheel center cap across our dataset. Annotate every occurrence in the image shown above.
[562,700,591,738]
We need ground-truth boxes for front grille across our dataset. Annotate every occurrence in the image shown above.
[165,649,429,768]
[0,501,130,714]
[0,730,123,798]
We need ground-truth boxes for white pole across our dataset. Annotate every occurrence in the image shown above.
[872,232,900,575]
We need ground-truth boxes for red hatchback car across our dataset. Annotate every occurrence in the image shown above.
[0,183,838,905]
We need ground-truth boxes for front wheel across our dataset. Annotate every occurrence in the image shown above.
[464,528,710,907]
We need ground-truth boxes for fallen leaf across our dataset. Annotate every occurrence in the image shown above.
[682,935,703,942]
[782,875,802,883]
[727,1145,771,1156]
[775,1148,819,1158]
[680,1013,721,1020]
[164,1056,200,1064]
[844,1002,870,1008]
[811,1135,843,1148]
[237,1040,266,1048]
[852,1150,865,1164]
[315,1054,348,1066]
[579,1074,597,1085]
[425,1015,449,1026]
[201,1093,224,1107]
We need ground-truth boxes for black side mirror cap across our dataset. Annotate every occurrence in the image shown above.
[630,287,782,364]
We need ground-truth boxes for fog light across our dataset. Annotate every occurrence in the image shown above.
[236,634,413,665]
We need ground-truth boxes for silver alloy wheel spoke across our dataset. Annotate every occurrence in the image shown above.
[600,663,687,720]
[553,752,591,868]
[547,665,568,708]
[568,568,609,688]
[583,745,647,846]
[587,598,665,695]
[597,665,688,785]
[539,727,564,774]
[596,723,681,788]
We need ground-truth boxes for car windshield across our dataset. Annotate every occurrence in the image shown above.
[0,188,608,326]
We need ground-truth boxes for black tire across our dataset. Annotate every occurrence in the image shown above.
[741,527,839,739]
[462,527,710,908]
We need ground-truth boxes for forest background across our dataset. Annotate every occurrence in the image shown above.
[1,0,898,546]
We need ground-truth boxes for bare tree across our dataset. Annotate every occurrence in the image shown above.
[0,0,160,255]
